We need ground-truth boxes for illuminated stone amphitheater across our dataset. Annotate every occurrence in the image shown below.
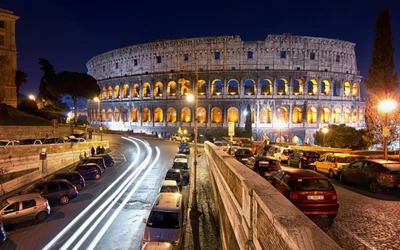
[86,34,365,145]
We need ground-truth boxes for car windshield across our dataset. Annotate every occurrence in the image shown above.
[338,156,355,163]
[173,162,188,170]
[304,152,320,158]
[160,186,179,193]
[0,200,10,210]
[296,179,333,191]
[166,172,180,179]
[147,211,180,228]
[258,161,281,170]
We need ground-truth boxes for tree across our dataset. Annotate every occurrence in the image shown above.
[15,70,28,95]
[50,71,100,124]
[244,104,252,139]
[313,124,370,150]
[38,58,58,106]
[364,8,399,147]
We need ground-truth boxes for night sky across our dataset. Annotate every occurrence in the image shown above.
[2,0,400,99]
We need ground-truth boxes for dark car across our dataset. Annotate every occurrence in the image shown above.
[178,142,190,154]
[271,169,339,223]
[288,150,320,169]
[165,169,183,190]
[51,171,85,191]
[245,156,282,180]
[42,138,65,144]
[0,221,5,245]
[74,163,102,180]
[23,179,78,205]
[339,159,400,193]
[79,157,107,173]
[172,158,189,179]
[96,154,115,167]
[19,138,42,145]
[72,132,86,139]
[238,138,253,147]
[234,148,254,164]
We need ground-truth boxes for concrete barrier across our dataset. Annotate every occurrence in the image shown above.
[204,142,342,250]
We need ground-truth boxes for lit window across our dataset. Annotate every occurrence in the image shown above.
[214,52,220,60]
[280,51,286,59]
[247,51,253,59]
[310,52,315,60]
[184,54,189,61]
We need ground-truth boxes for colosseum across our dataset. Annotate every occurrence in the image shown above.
[86,33,365,145]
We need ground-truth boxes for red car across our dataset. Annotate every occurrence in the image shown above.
[271,169,339,223]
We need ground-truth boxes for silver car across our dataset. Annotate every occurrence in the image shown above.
[0,194,51,226]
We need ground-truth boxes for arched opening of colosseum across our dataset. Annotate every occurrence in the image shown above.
[212,79,223,95]
[132,108,138,122]
[154,82,163,97]
[260,107,272,124]
[352,82,358,97]
[359,109,365,122]
[179,78,191,96]
[321,108,330,123]
[101,109,106,121]
[307,79,317,96]
[132,83,140,97]
[244,79,256,95]
[197,107,206,123]
[211,107,223,123]
[154,107,163,122]
[142,108,151,122]
[228,79,239,95]
[292,136,302,145]
[122,109,128,122]
[277,78,288,95]
[181,107,191,122]
[321,80,330,96]
[333,82,340,96]
[276,107,289,123]
[244,107,256,123]
[307,107,317,124]
[102,87,107,99]
[344,82,351,96]
[292,107,303,123]
[167,108,177,122]
[352,109,358,123]
[122,84,129,98]
[108,86,113,99]
[107,109,113,122]
[261,79,272,95]
[143,82,151,97]
[198,80,207,95]
[114,86,120,98]
[292,79,303,95]
[333,108,341,123]
[227,107,239,123]
[344,108,351,123]
[112,108,119,122]
[167,81,177,96]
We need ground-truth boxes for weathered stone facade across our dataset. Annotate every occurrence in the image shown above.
[86,34,365,144]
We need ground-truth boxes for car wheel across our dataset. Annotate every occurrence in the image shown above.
[35,211,48,222]
[94,172,101,180]
[109,161,115,167]
[329,169,336,179]
[298,162,302,169]
[76,184,83,191]
[59,195,70,205]
[369,179,382,193]
[339,172,346,184]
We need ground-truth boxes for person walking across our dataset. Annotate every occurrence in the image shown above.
[91,147,95,156]
[96,146,101,155]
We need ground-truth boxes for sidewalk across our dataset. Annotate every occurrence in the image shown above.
[184,147,222,250]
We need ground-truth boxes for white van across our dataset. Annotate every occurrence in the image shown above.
[141,193,185,249]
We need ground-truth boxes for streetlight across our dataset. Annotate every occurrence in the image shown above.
[321,127,329,147]
[275,119,285,143]
[93,97,103,141]
[179,57,201,250]
[378,99,398,161]
[28,94,35,101]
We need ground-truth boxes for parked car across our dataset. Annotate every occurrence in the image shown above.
[96,154,115,167]
[234,148,254,164]
[238,138,253,147]
[19,138,42,145]
[270,169,339,223]
[177,142,190,154]
[51,171,85,191]
[0,140,20,146]
[42,138,65,144]
[67,138,86,143]
[314,153,356,178]
[245,156,282,180]
[0,221,6,245]
[74,163,102,180]
[164,169,183,190]
[170,133,191,142]
[159,180,180,194]
[141,242,173,250]
[288,150,320,169]
[23,179,78,205]
[268,146,291,163]
[79,156,107,173]
[0,194,50,226]
[173,153,188,161]
[71,132,86,139]
[338,159,400,193]
[172,158,189,179]
[213,141,227,151]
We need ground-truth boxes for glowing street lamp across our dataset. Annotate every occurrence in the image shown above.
[28,94,35,101]
[275,119,285,143]
[93,97,103,141]
[378,99,398,161]
[321,127,329,147]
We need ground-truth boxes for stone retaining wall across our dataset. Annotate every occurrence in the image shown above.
[0,125,74,140]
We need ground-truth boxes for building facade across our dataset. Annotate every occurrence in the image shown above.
[86,34,365,145]
[0,8,18,108]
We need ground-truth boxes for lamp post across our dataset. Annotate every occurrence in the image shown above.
[28,94,35,102]
[321,127,329,147]
[276,119,285,143]
[93,97,103,141]
[179,58,201,250]
[378,99,397,161]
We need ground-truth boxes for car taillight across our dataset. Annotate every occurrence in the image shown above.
[301,156,307,161]
[332,192,338,200]
[289,192,298,200]
[380,172,392,178]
